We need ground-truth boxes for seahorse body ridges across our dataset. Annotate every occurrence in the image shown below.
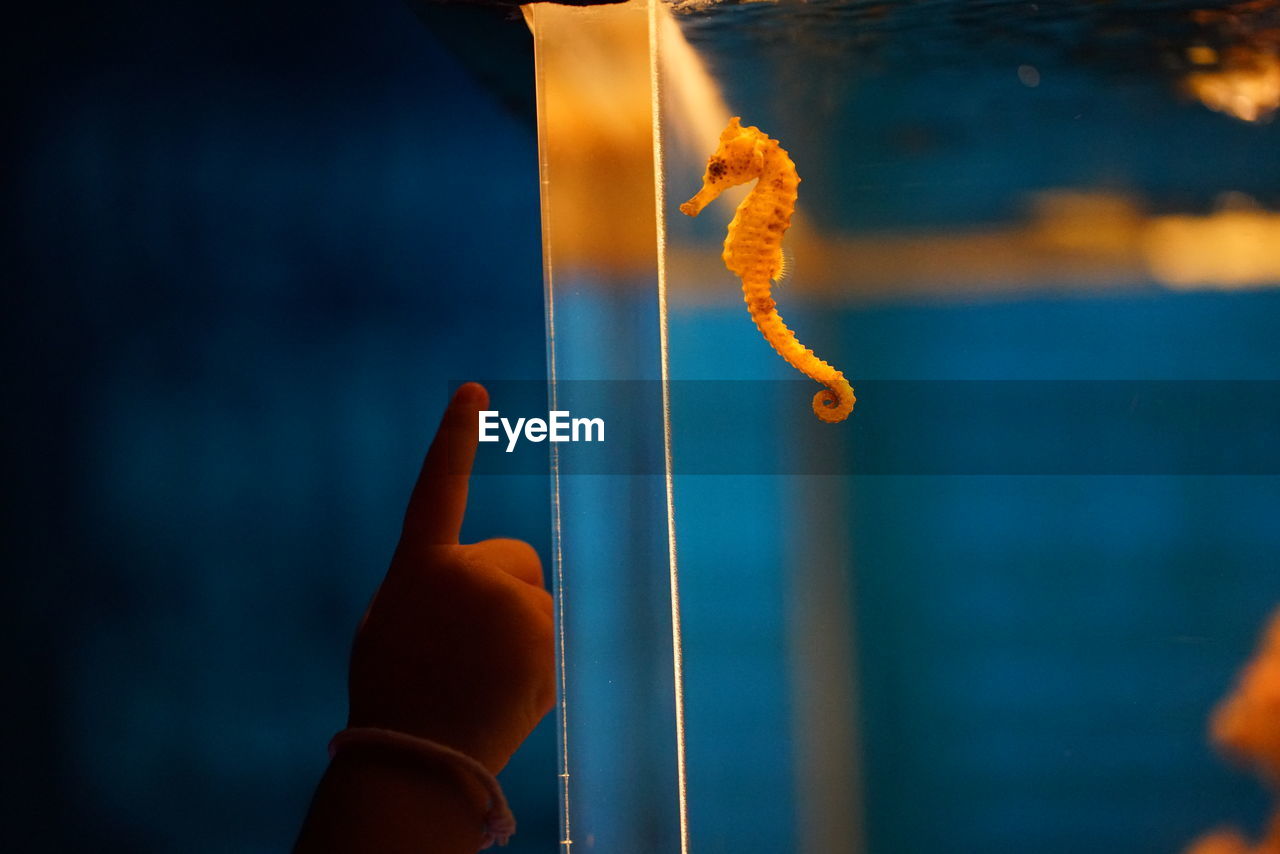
[680,117,855,423]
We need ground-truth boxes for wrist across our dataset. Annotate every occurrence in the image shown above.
[346,706,513,774]
[327,728,516,849]
[327,743,490,814]
[295,747,488,854]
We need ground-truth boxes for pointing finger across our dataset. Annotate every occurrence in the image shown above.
[401,382,488,549]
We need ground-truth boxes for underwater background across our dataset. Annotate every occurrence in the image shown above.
[7,1,1280,852]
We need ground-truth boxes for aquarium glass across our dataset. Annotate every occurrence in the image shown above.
[531,1,1280,852]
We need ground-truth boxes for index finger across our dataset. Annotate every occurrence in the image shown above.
[400,382,489,548]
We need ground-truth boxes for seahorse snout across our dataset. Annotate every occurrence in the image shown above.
[680,185,720,217]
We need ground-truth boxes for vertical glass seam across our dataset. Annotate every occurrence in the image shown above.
[525,7,575,850]
[649,1,691,851]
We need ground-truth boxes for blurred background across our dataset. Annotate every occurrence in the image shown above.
[7,1,1280,853]
[6,2,555,851]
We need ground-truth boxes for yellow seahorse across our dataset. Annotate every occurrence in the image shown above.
[680,117,855,423]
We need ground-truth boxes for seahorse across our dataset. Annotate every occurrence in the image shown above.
[680,117,856,423]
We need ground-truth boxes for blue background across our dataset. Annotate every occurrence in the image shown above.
[8,3,555,851]
[7,1,1280,852]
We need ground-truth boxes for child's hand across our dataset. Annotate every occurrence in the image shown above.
[347,382,555,774]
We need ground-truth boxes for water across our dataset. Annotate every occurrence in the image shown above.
[531,1,1280,851]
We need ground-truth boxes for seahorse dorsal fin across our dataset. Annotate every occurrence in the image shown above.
[773,247,793,286]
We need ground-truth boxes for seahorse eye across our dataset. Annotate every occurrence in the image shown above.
[707,158,727,180]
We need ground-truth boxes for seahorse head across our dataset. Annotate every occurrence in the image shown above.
[679,117,766,217]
